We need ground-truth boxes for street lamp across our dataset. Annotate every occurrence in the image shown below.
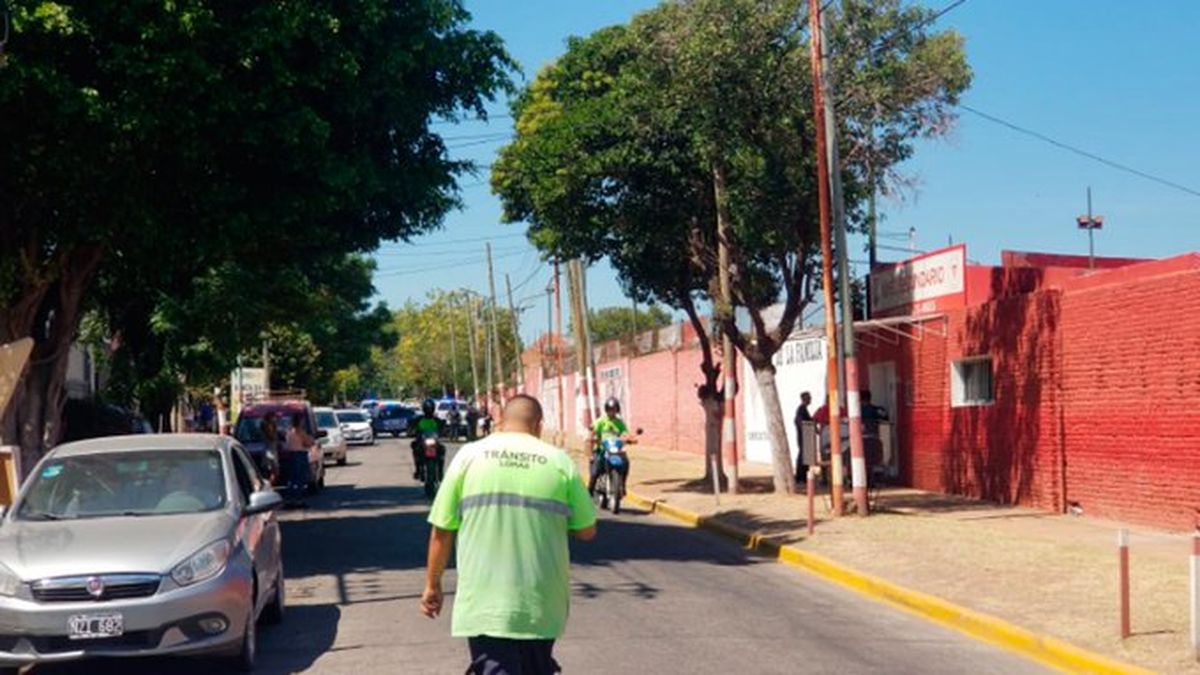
[1076,186,1104,270]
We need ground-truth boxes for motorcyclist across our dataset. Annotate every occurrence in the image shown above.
[588,397,634,497]
[411,398,444,481]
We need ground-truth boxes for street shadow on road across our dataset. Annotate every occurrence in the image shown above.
[280,506,431,579]
[29,605,339,675]
[572,516,766,569]
[313,483,430,512]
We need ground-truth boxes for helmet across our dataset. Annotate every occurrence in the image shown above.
[603,397,621,414]
[422,399,436,416]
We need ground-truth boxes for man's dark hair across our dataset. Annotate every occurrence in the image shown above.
[503,395,543,429]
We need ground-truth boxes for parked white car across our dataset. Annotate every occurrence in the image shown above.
[334,409,374,446]
[314,407,348,466]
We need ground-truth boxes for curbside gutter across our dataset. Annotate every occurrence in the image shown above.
[622,490,1152,675]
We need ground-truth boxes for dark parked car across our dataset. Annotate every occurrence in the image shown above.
[372,403,413,438]
[61,399,153,443]
[232,401,326,493]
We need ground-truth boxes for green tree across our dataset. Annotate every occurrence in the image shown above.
[578,305,673,344]
[0,0,513,466]
[493,0,968,492]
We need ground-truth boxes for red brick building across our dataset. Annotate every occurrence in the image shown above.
[859,246,1199,530]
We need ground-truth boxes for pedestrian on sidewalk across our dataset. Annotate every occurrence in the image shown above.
[793,391,813,483]
[421,394,597,675]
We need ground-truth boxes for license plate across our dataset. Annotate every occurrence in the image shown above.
[68,613,124,640]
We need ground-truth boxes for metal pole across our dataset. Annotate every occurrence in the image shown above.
[808,0,844,515]
[1087,186,1095,270]
[466,293,481,405]
[714,165,740,495]
[482,296,493,413]
[807,467,816,536]
[447,294,460,400]
[486,244,505,407]
[1119,528,1131,639]
[505,273,525,394]
[576,260,598,423]
[567,262,594,438]
[822,7,868,516]
[262,340,270,395]
[554,261,566,440]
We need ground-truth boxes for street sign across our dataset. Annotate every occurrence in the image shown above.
[869,244,967,318]
[229,367,268,421]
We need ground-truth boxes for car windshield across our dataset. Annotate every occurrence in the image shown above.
[377,406,410,419]
[316,410,338,428]
[18,450,227,520]
[336,411,367,423]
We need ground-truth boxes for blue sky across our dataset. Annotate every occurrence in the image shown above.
[372,0,1200,340]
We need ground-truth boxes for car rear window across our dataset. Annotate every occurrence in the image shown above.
[316,411,337,428]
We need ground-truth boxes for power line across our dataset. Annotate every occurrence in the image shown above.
[378,232,526,249]
[865,0,970,58]
[431,113,513,126]
[959,104,1200,199]
[374,249,527,279]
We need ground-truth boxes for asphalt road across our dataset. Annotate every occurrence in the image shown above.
[31,435,1047,674]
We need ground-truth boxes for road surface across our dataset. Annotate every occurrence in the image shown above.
[33,435,1046,674]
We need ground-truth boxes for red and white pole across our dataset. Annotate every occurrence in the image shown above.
[1190,532,1199,661]
[722,334,739,495]
[806,467,816,536]
[846,358,868,515]
[1119,528,1131,639]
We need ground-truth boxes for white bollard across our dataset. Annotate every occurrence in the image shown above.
[1191,533,1199,662]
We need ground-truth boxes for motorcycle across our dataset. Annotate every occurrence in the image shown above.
[596,437,627,514]
[421,432,444,499]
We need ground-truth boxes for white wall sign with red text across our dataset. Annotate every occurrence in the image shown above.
[870,244,967,317]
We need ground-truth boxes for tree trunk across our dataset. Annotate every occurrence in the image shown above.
[750,361,796,494]
[0,245,104,475]
[700,392,728,491]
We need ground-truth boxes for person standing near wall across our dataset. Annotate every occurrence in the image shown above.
[794,391,813,482]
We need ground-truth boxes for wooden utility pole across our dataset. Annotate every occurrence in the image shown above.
[481,296,493,411]
[553,260,566,437]
[465,293,481,404]
[505,273,525,394]
[446,294,460,400]
[486,243,505,408]
[808,0,844,515]
[714,166,740,495]
[566,261,594,434]
[821,8,868,516]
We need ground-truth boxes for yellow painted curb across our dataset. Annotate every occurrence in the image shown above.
[623,491,1151,675]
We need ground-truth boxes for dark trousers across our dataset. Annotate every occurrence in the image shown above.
[467,636,559,675]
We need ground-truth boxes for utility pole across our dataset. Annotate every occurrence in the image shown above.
[262,339,270,395]
[714,167,741,495]
[466,293,481,405]
[822,6,867,516]
[576,260,598,423]
[566,261,595,435]
[482,296,493,412]
[446,293,460,400]
[808,0,844,514]
[553,260,566,437]
[486,243,505,408]
[1077,186,1104,270]
[505,273,525,394]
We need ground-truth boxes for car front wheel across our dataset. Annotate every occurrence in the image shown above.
[262,574,284,626]
[227,610,257,672]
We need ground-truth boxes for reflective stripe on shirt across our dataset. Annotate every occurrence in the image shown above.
[459,492,572,518]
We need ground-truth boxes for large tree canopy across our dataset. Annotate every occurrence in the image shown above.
[0,0,514,466]
[493,0,969,491]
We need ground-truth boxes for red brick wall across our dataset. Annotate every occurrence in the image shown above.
[864,258,1200,531]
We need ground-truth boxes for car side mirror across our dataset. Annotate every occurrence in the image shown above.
[244,490,283,515]
[316,429,329,439]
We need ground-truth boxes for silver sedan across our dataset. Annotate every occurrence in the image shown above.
[0,434,284,673]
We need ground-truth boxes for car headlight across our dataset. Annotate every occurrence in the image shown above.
[171,540,232,587]
[0,562,20,597]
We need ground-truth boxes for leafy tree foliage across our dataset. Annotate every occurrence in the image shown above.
[574,305,673,344]
[493,0,968,491]
[0,0,513,464]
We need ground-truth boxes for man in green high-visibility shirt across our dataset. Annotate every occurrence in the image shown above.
[421,394,597,675]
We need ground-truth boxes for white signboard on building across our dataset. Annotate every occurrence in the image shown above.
[870,244,966,317]
[742,334,827,465]
[230,367,268,420]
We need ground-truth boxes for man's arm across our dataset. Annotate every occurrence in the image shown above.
[421,527,455,618]
[571,525,597,541]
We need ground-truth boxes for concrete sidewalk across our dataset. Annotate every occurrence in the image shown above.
[608,443,1197,674]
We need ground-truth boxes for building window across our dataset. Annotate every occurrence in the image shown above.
[951,357,993,407]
